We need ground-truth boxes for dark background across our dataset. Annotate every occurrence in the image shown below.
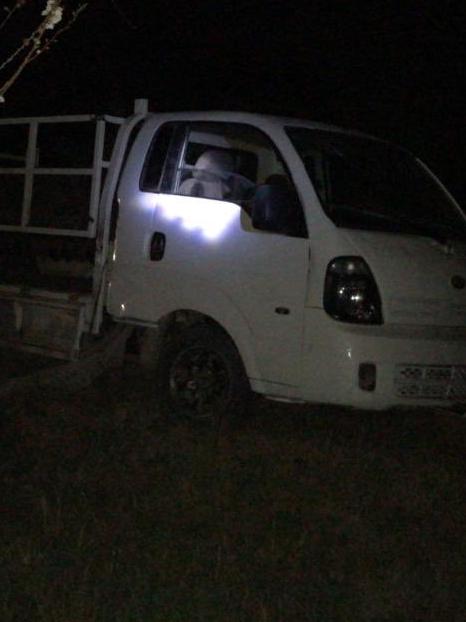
[2,0,465,206]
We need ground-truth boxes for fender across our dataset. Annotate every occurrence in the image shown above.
[107,269,263,383]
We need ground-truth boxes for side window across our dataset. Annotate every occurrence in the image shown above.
[141,121,307,238]
[175,124,259,204]
[140,123,180,192]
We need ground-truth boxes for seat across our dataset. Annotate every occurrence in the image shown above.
[179,150,234,200]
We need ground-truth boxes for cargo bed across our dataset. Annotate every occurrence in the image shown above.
[0,111,126,359]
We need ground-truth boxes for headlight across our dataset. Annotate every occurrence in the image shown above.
[324,256,383,324]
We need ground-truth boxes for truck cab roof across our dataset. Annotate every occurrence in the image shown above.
[143,110,376,141]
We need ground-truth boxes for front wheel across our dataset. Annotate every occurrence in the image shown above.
[156,323,250,423]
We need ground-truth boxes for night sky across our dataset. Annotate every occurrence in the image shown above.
[2,0,465,205]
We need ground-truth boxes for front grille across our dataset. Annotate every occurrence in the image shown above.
[395,365,466,401]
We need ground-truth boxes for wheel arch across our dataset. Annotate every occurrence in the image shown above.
[138,307,261,382]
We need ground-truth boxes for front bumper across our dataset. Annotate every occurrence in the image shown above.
[300,309,466,410]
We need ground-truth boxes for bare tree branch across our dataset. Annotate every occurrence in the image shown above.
[0,1,88,102]
[109,0,138,30]
[0,2,25,33]
[422,5,466,45]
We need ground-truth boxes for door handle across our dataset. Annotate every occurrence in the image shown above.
[149,232,166,261]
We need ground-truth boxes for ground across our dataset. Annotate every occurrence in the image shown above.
[1,358,465,621]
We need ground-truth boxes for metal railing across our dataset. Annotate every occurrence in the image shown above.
[0,114,124,237]
[0,100,149,341]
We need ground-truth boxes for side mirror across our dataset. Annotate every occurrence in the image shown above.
[251,185,288,232]
[251,184,305,236]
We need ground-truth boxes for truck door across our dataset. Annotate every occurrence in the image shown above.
[108,119,310,390]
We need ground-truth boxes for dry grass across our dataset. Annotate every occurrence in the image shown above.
[1,363,465,621]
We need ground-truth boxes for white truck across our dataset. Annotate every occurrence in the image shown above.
[1,100,466,418]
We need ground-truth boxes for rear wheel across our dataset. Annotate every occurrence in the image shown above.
[156,323,250,423]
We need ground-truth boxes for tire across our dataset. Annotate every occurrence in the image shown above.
[155,323,250,423]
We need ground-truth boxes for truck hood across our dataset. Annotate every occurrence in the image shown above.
[341,229,466,326]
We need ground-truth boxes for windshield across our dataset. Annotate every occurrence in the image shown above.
[286,127,466,242]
